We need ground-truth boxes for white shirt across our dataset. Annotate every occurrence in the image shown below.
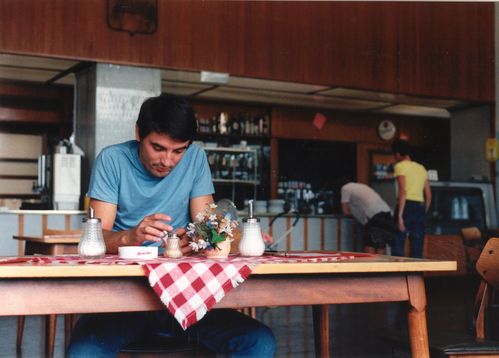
[341,182,391,225]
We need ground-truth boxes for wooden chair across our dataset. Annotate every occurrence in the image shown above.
[439,237,499,357]
[460,227,485,275]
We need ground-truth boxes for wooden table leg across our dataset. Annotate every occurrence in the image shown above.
[16,315,25,349]
[406,274,430,358]
[312,304,329,358]
[45,314,57,358]
[64,314,76,348]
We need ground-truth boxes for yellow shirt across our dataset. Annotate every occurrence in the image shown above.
[394,160,428,202]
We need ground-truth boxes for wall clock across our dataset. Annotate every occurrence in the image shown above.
[377,120,397,141]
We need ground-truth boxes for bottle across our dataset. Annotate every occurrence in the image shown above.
[239,200,266,256]
[78,207,106,258]
[164,233,183,258]
[451,197,461,220]
[460,197,469,220]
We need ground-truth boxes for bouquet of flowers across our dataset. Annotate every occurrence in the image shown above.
[186,202,239,252]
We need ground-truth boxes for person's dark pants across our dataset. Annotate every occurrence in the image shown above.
[67,309,275,358]
[363,211,395,249]
[393,200,426,258]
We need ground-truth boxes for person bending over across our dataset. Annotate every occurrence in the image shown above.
[341,182,395,254]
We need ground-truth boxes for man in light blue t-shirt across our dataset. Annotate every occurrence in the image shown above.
[67,95,275,358]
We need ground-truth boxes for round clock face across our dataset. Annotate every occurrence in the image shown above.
[377,120,396,141]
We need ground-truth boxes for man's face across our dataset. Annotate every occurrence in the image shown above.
[136,130,190,178]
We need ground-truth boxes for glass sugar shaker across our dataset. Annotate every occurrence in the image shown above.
[164,233,183,258]
[239,200,265,257]
[78,206,106,259]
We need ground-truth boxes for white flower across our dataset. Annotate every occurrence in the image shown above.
[189,241,200,251]
[209,203,218,209]
[209,214,217,222]
[195,212,204,222]
[197,239,208,250]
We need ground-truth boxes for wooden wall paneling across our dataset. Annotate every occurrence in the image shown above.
[0,1,494,102]
[0,80,73,132]
[0,108,60,124]
[271,106,448,146]
[396,3,495,101]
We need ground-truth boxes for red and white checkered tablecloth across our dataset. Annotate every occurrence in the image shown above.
[143,259,253,329]
[0,252,366,329]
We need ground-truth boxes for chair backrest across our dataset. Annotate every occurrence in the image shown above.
[473,237,499,341]
[476,237,499,290]
[461,227,482,244]
[461,227,485,275]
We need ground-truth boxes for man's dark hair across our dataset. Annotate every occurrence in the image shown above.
[136,94,197,141]
[391,139,411,157]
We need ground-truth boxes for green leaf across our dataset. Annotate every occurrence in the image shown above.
[210,228,225,244]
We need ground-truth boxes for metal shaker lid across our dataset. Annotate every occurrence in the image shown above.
[82,206,101,223]
[243,200,260,223]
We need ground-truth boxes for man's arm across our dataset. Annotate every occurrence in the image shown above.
[424,178,432,212]
[89,198,173,254]
[395,175,407,232]
[190,194,215,220]
[341,202,352,217]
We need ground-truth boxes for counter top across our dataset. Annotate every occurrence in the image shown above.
[0,210,84,215]
[238,211,345,219]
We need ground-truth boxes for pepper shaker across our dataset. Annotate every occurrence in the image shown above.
[164,233,183,258]
[239,200,265,256]
[78,206,106,259]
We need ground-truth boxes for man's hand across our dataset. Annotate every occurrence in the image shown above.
[173,227,193,255]
[397,216,406,232]
[127,213,173,246]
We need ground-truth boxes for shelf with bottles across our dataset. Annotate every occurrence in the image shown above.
[203,147,259,185]
[190,98,271,140]
[197,111,271,138]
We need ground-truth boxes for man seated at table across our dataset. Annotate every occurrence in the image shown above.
[67,94,275,357]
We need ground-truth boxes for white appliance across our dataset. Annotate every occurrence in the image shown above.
[52,153,81,210]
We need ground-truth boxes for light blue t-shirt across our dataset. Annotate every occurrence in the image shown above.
[87,140,214,232]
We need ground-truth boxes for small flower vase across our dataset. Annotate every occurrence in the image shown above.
[204,239,231,259]
[164,234,183,259]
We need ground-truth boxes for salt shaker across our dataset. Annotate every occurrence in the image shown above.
[78,206,106,259]
[239,200,265,256]
[164,233,183,258]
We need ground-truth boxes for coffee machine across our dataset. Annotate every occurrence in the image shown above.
[33,140,82,210]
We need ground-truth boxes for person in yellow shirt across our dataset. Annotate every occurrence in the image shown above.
[391,139,432,258]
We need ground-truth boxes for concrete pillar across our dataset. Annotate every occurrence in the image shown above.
[74,64,161,197]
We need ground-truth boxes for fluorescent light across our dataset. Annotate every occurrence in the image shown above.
[200,71,230,84]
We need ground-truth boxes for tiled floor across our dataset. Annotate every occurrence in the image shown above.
[0,275,480,357]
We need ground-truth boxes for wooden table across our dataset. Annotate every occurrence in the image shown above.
[0,254,456,357]
[12,234,79,356]
[14,235,79,255]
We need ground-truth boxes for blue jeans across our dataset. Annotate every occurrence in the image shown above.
[392,201,426,258]
[66,309,275,358]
